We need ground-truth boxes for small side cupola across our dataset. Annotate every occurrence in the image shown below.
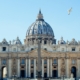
[2,38,8,45]
[14,37,22,45]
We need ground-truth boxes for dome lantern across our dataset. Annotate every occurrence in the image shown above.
[37,9,44,21]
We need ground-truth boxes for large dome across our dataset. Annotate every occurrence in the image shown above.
[26,10,54,37]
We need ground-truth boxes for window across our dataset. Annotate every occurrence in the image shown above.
[44,66,47,68]
[72,48,75,51]
[53,59,57,64]
[44,60,47,64]
[44,40,47,44]
[44,48,47,50]
[21,47,24,51]
[2,47,6,51]
[31,60,34,64]
[61,42,64,44]
[31,48,34,51]
[40,40,42,43]
[13,48,16,51]
[72,60,76,64]
[2,59,6,64]
[62,48,64,51]
[53,47,56,51]
[21,59,25,64]
[31,66,34,68]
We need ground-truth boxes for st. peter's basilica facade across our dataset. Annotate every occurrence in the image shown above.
[0,10,80,79]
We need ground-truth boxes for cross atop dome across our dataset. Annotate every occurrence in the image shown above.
[37,9,44,21]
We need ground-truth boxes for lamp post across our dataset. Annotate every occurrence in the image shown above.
[37,35,41,79]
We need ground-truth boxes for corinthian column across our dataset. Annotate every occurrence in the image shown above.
[50,59,52,77]
[17,58,20,77]
[58,58,61,77]
[42,59,44,77]
[77,59,80,77]
[29,58,31,77]
[47,58,49,77]
[34,58,36,78]
[66,58,69,78]
[8,58,12,78]
[25,58,27,77]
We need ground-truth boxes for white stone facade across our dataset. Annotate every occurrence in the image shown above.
[0,10,80,79]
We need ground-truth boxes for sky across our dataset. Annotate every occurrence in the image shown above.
[0,0,80,44]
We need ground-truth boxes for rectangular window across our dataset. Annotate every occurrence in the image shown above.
[72,60,76,64]
[2,59,6,64]
[2,47,6,51]
[53,59,57,64]
[21,59,25,64]
[31,60,34,64]
[72,48,75,51]
[44,60,47,64]
[62,48,64,51]
[13,48,16,51]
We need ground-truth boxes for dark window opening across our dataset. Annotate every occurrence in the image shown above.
[21,66,24,68]
[40,40,42,43]
[61,42,64,44]
[2,47,6,51]
[31,66,34,68]
[44,73,47,78]
[44,40,47,44]
[72,48,75,51]
[71,67,76,78]
[31,48,34,51]
[44,48,47,50]
[54,66,56,68]
[20,70,25,78]
[31,72,34,78]
[52,70,58,77]
[44,66,47,68]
